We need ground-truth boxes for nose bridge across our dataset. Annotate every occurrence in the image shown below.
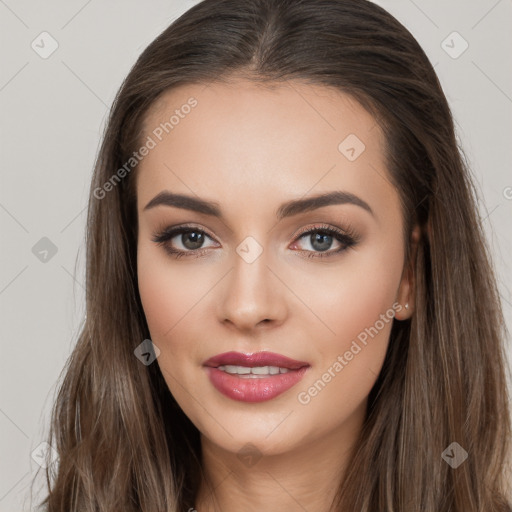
[219,235,286,330]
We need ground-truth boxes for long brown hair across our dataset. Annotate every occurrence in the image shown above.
[35,0,512,510]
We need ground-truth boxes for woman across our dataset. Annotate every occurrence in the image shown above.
[37,0,512,510]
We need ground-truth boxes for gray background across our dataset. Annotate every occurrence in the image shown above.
[1,0,511,510]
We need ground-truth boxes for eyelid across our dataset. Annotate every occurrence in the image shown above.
[292,222,359,241]
[152,222,218,243]
[152,221,358,242]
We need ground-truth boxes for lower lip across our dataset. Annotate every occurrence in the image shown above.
[205,366,309,403]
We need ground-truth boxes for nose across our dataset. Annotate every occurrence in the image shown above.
[217,245,288,333]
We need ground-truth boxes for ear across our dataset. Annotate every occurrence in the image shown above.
[394,224,421,321]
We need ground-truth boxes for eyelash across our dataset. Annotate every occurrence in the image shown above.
[151,223,359,260]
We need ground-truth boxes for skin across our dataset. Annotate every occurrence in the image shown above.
[136,79,418,512]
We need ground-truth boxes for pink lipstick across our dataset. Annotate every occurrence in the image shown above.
[203,351,310,402]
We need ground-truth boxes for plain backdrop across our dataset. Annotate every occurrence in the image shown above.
[1,0,511,510]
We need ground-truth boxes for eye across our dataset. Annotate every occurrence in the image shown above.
[290,223,359,259]
[152,222,359,260]
[151,224,218,259]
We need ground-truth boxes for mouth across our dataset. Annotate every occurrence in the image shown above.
[203,351,310,402]
[215,365,293,377]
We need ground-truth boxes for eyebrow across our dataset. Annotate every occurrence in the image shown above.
[143,190,374,219]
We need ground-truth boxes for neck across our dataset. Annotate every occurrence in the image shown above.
[194,401,366,512]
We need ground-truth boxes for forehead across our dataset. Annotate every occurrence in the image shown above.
[142,79,382,158]
[136,79,397,222]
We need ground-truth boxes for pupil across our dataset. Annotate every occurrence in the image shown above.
[311,232,332,252]
[182,231,204,250]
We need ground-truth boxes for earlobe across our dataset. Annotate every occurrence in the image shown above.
[395,224,421,321]
[395,286,413,321]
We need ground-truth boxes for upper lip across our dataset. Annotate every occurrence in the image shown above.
[203,351,309,370]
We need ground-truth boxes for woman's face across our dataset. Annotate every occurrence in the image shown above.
[136,79,413,458]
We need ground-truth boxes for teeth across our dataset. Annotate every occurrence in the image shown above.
[218,365,291,376]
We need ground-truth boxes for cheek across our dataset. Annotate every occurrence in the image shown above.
[291,241,403,407]
[137,242,210,342]
[137,252,178,339]
[292,244,403,353]
[137,245,204,399]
